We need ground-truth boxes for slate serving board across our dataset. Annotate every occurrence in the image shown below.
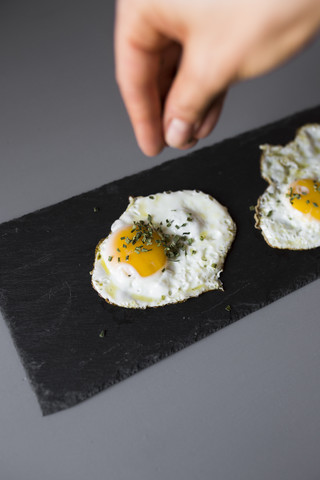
[1,106,320,415]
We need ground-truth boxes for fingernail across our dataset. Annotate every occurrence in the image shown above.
[165,118,193,148]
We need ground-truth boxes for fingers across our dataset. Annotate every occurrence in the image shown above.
[114,1,167,156]
[194,91,227,140]
[163,40,232,149]
[115,0,232,155]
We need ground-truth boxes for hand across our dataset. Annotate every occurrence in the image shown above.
[115,0,320,156]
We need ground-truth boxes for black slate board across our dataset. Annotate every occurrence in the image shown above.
[1,106,320,415]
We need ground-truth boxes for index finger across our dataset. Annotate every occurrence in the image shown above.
[114,1,166,156]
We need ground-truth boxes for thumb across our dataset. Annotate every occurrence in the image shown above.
[164,40,232,149]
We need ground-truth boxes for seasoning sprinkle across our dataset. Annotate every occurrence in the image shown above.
[128,214,195,262]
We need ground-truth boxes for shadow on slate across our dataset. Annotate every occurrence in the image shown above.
[1,106,320,415]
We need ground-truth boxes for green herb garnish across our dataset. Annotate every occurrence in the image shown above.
[129,214,195,262]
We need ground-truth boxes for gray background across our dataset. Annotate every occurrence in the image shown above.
[1,1,320,479]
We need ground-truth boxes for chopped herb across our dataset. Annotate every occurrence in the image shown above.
[108,256,113,262]
[249,205,255,211]
[97,253,101,260]
[211,263,217,268]
[181,223,187,227]
[162,268,166,272]
[120,236,125,240]
[117,257,120,262]
[200,235,204,241]
[306,199,310,204]
[267,210,273,217]
[149,195,155,199]
[99,329,106,338]
[191,250,197,255]
[93,206,100,213]
[126,214,195,262]
[117,248,121,253]
[225,305,231,312]
[313,202,319,207]
[122,244,127,249]
[125,255,129,261]
[168,290,172,296]
[161,295,166,301]
[287,186,302,204]
[125,237,131,244]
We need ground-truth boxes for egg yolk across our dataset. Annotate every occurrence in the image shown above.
[109,226,167,277]
[287,179,320,221]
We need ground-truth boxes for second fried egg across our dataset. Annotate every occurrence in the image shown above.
[255,124,320,249]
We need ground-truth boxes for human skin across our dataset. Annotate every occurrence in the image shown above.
[114,0,320,156]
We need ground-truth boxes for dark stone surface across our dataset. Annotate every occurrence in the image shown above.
[0,106,320,415]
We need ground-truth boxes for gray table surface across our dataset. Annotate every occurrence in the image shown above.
[1,1,320,479]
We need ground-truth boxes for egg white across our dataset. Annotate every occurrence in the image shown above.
[255,124,320,249]
[91,190,236,308]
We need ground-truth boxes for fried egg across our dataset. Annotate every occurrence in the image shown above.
[91,190,236,308]
[255,124,320,249]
